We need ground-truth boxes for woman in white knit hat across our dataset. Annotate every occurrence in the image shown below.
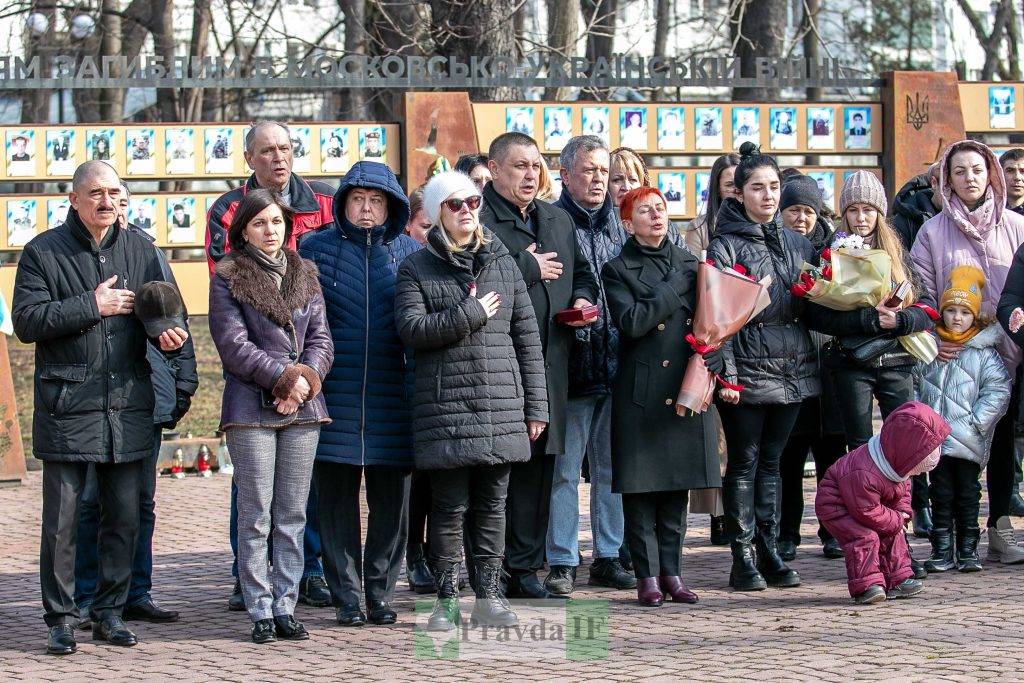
[803,170,938,574]
[393,171,548,632]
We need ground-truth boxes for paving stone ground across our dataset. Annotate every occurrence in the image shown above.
[0,471,1021,681]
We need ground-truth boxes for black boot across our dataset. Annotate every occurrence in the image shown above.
[907,536,928,579]
[406,544,436,594]
[1010,491,1024,517]
[618,543,633,571]
[426,564,462,632]
[753,478,800,588]
[710,515,728,546]
[956,526,983,572]
[729,543,766,591]
[725,480,766,591]
[912,507,933,539]
[471,562,517,627]
[923,528,956,573]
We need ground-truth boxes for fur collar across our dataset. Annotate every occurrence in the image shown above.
[216,249,321,328]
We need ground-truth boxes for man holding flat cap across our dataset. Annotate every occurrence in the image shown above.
[13,160,189,656]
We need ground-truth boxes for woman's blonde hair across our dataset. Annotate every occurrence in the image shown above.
[841,212,916,305]
[434,211,491,253]
[536,156,556,201]
[610,147,651,187]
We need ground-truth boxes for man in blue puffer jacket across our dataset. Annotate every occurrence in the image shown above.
[299,161,420,627]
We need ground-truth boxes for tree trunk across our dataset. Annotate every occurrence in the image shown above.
[429,0,523,101]
[956,0,1011,80]
[337,0,368,120]
[143,0,179,121]
[580,0,618,100]
[98,0,124,121]
[1006,2,1021,80]
[802,0,822,101]
[729,0,785,101]
[653,0,670,57]
[184,0,212,121]
[544,0,581,100]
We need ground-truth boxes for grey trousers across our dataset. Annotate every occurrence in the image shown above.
[227,424,320,622]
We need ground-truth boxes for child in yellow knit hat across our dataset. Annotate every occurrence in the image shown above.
[914,265,1011,572]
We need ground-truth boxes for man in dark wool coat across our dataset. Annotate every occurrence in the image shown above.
[480,132,600,600]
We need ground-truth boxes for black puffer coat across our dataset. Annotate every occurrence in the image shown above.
[707,198,820,405]
[890,174,938,251]
[13,211,177,462]
[395,227,548,470]
[554,192,627,398]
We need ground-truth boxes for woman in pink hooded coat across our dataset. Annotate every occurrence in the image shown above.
[910,140,1024,564]
[815,402,950,604]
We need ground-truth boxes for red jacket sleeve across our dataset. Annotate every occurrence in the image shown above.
[205,193,236,277]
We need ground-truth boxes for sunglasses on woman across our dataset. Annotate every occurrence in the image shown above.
[443,195,482,212]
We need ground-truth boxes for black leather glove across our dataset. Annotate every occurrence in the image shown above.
[702,346,726,376]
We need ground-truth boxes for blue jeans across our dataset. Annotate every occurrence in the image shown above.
[230,478,323,580]
[546,395,624,566]
[75,429,161,610]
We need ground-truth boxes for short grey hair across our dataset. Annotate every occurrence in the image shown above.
[245,121,291,154]
[119,180,132,201]
[71,160,118,192]
[559,135,610,174]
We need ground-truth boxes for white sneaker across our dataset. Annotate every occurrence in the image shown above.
[987,516,1024,564]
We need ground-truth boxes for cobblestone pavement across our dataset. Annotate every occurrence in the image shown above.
[0,471,1021,682]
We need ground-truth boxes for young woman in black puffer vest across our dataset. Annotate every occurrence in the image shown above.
[707,143,819,592]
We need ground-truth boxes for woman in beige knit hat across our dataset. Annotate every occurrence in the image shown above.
[802,170,939,576]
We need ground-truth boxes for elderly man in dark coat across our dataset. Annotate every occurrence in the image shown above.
[13,161,188,655]
[479,132,600,600]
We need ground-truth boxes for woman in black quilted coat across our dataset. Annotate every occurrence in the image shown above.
[394,172,548,633]
[707,143,819,592]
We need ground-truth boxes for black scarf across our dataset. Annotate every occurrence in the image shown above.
[634,236,674,277]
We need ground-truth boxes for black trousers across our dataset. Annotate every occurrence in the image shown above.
[719,402,802,544]
[929,456,982,530]
[40,459,143,626]
[407,470,432,562]
[504,436,555,576]
[779,432,848,544]
[429,463,511,567]
[987,374,1021,526]
[622,490,688,579]
[314,461,410,607]
[831,364,929,511]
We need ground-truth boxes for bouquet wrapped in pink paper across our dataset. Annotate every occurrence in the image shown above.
[675,260,772,415]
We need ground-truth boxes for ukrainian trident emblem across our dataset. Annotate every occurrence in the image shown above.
[906,93,929,131]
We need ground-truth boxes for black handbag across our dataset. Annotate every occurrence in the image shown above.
[838,333,900,364]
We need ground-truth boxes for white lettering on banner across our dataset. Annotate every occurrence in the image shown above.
[0,53,882,89]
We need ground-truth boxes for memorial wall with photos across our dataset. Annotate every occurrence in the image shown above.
[0,192,221,249]
[472,102,883,155]
[0,122,400,182]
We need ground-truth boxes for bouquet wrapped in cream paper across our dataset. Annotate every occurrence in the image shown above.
[789,232,937,363]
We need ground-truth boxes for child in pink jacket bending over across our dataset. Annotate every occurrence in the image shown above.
[815,402,951,604]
